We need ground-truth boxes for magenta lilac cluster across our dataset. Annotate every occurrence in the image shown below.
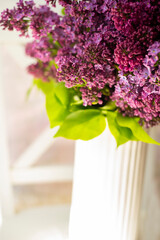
[0,0,160,126]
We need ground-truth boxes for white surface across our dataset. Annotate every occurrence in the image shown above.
[0,205,70,240]
[0,46,14,218]
[139,127,160,240]
[14,127,59,168]
[69,128,146,240]
[0,1,69,238]
[11,165,73,185]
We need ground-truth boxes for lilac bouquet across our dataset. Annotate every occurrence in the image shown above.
[1,0,160,146]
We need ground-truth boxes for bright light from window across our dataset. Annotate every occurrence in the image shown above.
[0,207,3,227]
[30,230,68,240]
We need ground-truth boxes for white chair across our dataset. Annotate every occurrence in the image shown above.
[0,95,71,240]
[0,48,72,240]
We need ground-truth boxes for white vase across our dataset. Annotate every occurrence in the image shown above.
[69,126,146,240]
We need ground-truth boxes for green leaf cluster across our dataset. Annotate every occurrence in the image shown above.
[34,79,160,146]
[107,111,160,147]
[34,79,106,140]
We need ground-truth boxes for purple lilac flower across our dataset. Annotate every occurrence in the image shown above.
[27,62,56,82]
[54,0,119,105]
[30,6,60,39]
[111,0,160,72]
[0,0,160,126]
[0,0,35,36]
[56,42,116,105]
[25,37,55,63]
[0,1,60,38]
[112,41,160,127]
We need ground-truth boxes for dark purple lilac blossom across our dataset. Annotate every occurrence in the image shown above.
[111,0,160,72]
[0,0,160,127]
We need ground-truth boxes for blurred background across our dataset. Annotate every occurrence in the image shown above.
[0,41,74,213]
[0,1,74,239]
[0,1,160,240]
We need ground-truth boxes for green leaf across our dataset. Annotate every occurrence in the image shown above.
[34,79,72,128]
[54,109,106,140]
[49,59,59,70]
[33,78,54,95]
[61,7,65,16]
[52,82,71,106]
[100,101,117,111]
[116,113,160,145]
[46,82,71,128]
[107,111,137,147]
[46,94,70,128]
[26,84,34,100]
